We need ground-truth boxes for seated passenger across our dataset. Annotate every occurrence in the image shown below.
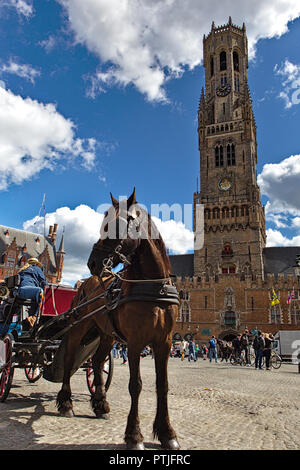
[17,258,48,327]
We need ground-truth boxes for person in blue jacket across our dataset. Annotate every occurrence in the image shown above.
[17,258,47,327]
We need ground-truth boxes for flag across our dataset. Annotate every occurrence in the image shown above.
[287,292,292,304]
[271,289,280,306]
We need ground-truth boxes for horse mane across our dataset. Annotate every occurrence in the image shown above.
[143,211,171,274]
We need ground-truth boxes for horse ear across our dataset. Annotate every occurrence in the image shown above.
[110,192,119,208]
[127,187,136,208]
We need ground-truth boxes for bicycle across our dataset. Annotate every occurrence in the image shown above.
[270,351,282,369]
[251,350,282,369]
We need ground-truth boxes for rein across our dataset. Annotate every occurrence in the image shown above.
[40,214,177,344]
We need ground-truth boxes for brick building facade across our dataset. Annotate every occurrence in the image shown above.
[0,223,65,284]
[170,19,300,343]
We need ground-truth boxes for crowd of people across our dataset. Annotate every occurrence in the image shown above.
[112,329,275,370]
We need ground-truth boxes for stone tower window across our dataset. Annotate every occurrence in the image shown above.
[221,74,227,86]
[210,56,214,76]
[227,143,236,166]
[215,145,224,167]
[220,51,227,71]
[233,51,239,71]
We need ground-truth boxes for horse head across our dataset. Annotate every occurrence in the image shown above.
[87,189,142,276]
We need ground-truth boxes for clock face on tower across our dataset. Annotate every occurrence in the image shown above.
[218,177,232,191]
[216,84,231,97]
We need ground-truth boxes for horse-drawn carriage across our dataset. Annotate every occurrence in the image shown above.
[0,274,113,402]
[1,189,181,450]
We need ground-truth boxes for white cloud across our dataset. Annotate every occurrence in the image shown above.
[152,217,194,254]
[58,0,300,101]
[23,204,194,284]
[0,86,97,190]
[2,0,33,17]
[39,36,57,53]
[258,154,300,215]
[23,205,104,285]
[1,59,40,83]
[274,59,300,108]
[258,154,300,248]
[266,228,300,247]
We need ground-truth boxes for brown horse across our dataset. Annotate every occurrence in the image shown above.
[56,189,180,450]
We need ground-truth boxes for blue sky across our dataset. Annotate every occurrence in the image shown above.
[1,0,300,284]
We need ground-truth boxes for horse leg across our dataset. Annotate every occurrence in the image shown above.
[90,336,114,419]
[56,335,76,417]
[152,339,180,450]
[56,325,88,417]
[124,344,144,450]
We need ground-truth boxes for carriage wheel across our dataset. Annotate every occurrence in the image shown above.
[86,352,114,396]
[0,334,15,402]
[24,365,42,383]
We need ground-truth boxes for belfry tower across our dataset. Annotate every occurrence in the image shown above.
[194,18,266,278]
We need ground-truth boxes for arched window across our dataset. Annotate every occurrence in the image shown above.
[227,143,236,166]
[220,51,227,71]
[222,265,236,274]
[222,207,229,218]
[205,209,211,220]
[241,205,249,216]
[231,206,238,217]
[215,145,224,167]
[180,301,190,323]
[224,311,236,326]
[291,306,300,325]
[233,51,239,71]
[213,208,220,219]
[234,74,240,92]
[210,56,214,77]
[270,306,281,324]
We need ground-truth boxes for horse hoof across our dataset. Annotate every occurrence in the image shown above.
[161,438,180,450]
[95,412,110,420]
[126,441,145,451]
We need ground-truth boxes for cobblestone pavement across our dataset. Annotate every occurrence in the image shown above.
[0,356,299,450]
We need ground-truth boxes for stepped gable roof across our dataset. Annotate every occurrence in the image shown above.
[169,254,194,278]
[0,225,57,274]
[263,246,300,276]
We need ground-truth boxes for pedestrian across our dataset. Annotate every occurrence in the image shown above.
[240,329,250,366]
[195,343,199,359]
[179,339,187,361]
[112,343,117,359]
[121,344,128,364]
[263,333,273,370]
[253,330,265,370]
[17,258,47,327]
[232,334,241,359]
[208,336,218,363]
[202,344,208,360]
[188,339,196,362]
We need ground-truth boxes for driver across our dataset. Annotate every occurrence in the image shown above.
[17,258,48,327]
